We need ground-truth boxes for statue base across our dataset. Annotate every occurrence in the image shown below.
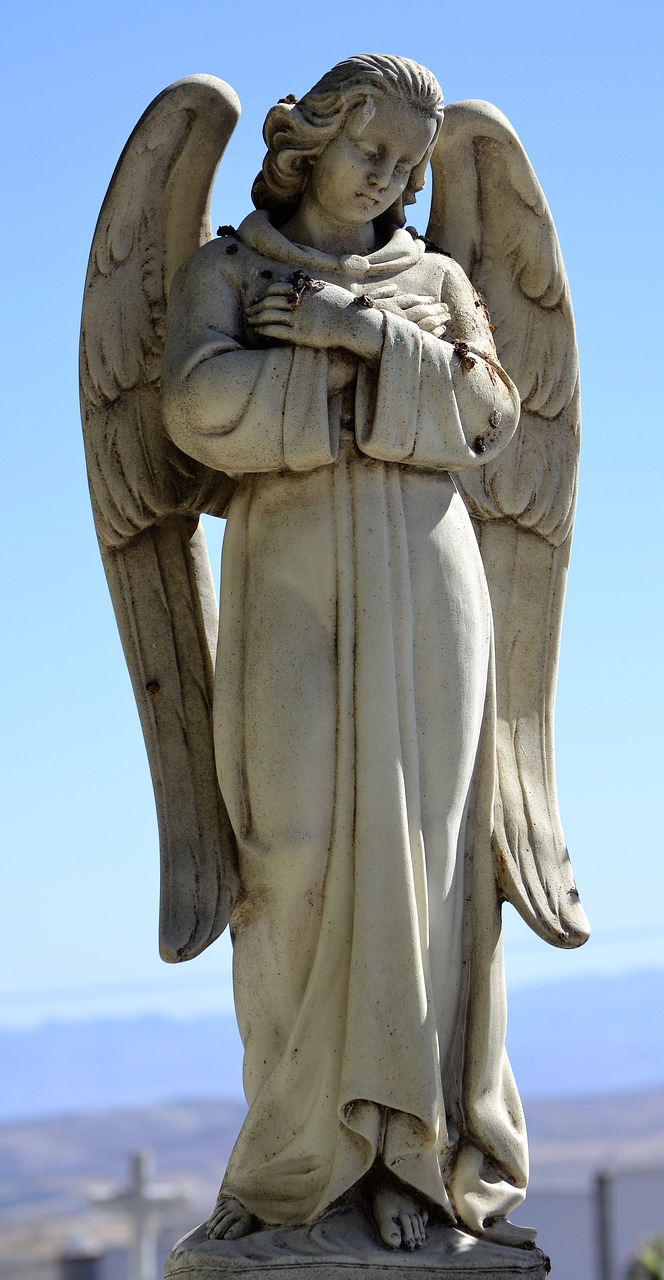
[165,1211,549,1280]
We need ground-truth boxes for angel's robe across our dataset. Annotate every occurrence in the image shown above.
[162,212,528,1233]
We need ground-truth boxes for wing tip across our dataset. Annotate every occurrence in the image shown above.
[555,895,591,949]
[159,914,229,964]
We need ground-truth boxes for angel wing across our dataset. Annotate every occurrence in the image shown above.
[80,76,241,962]
[427,100,590,948]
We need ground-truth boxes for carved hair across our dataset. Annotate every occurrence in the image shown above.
[252,54,444,224]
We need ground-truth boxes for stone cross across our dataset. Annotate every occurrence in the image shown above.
[93,1150,189,1280]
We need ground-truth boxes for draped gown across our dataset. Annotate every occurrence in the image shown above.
[162,210,528,1236]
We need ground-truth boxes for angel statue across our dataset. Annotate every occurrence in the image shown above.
[80,54,589,1266]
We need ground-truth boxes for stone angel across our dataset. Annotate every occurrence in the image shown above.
[80,55,589,1258]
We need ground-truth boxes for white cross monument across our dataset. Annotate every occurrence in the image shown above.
[93,1150,189,1280]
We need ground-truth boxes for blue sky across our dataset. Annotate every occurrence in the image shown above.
[1,0,662,1028]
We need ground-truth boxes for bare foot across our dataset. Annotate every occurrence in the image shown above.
[206,1194,257,1241]
[370,1184,428,1251]
[482,1217,537,1247]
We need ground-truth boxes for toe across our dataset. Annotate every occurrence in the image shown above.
[207,1207,238,1239]
[400,1214,416,1251]
[225,1217,250,1240]
[379,1219,401,1250]
[411,1215,423,1248]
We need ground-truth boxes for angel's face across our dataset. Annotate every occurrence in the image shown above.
[305,95,436,228]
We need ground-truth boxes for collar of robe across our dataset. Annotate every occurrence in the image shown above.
[237,209,426,278]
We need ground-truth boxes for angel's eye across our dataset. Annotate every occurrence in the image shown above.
[393,162,410,177]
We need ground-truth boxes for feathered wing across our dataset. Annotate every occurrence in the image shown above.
[80,76,241,961]
[427,100,589,947]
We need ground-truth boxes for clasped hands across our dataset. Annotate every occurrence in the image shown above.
[245,278,451,356]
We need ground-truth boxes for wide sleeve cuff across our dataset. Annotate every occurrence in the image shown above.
[282,348,338,471]
[354,313,518,471]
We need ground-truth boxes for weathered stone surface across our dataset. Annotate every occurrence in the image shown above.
[165,1216,549,1280]
[82,53,587,1271]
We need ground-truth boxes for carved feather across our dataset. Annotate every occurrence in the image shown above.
[80,77,241,960]
[428,100,589,947]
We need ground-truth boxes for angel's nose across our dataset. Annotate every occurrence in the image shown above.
[367,167,390,192]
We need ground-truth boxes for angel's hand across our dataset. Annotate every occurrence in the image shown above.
[396,294,451,338]
[363,284,398,307]
[245,280,383,362]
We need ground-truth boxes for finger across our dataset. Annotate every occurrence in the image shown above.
[249,311,293,328]
[246,293,293,311]
[246,292,293,307]
[369,284,398,299]
[252,281,294,298]
[397,293,437,308]
[402,308,448,326]
[403,306,441,324]
[246,299,293,317]
[419,315,448,334]
[251,323,295,342]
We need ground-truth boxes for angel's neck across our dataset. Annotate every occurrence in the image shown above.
[279,201,377,257]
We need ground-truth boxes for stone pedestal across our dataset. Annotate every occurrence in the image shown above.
[165,1211,549,1280]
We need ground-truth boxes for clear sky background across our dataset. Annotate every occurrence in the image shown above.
[1,0,662,1030]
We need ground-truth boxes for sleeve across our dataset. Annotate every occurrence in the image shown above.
[161,243,338,475]
[354,256,520,470]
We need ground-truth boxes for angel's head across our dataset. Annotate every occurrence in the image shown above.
[251,55,444,231]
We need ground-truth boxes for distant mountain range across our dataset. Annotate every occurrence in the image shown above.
[0,1099,246,1224]
[1,969,662,1122]
[1,971,663,1240]
[507,968,664,1097]
[2,1088,664,1225]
